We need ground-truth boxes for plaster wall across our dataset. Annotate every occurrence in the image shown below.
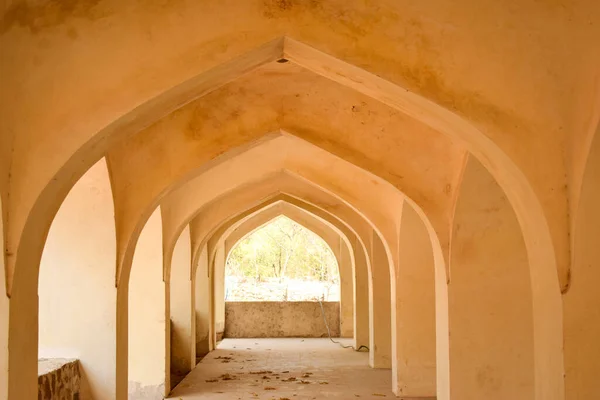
[38,158,116,400]
[224,301,340,338]
[369,231,392,369]
[393,202,436,397]
[352,235,370,350]
[128,208,165,400]
[214,244,226,339]
[564,129,600,400]
[338,239,354,338]
[449,158,534,399]
[168,225,194,376]
[194,245,210,356]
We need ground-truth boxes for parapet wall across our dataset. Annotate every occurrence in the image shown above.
[224,301,340,338]
[38,359,81,400]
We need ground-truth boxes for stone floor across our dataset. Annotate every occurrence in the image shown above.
[167,338,398,399]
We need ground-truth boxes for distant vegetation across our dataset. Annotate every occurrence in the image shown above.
[226,216,340,301]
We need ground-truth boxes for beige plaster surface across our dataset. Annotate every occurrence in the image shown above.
[168,338,401,400]
[158,134,405,283]
[0,197,7,400]
[564,127,600,400]
[393,202,436,397]
[449,158,534,399]
[194,245,211,357]
[168,225,194,378]
[213,244,226,338]
[38,158,116,400]
[108,61,460,279]
[369,231,392,369]
[128,208,166,400]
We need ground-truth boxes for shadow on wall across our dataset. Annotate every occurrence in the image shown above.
[170,319,190,389]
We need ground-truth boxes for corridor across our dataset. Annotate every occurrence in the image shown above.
[3,2,600,399]
[168,339,408,400]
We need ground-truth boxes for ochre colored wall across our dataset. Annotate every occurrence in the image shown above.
[564,129,600,400]
[449,158,534,399]
[128,208,165,400]
[38,159,117,400]
[393,202,436,397]
[168,225,194,376]
[194,245,210,356]
[224,301,340,338]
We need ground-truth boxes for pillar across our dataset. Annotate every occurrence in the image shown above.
[38,158,117,400]
[392,201,436,396]
[369,230,392,368]
[0,197,7,400]
[564,129,600,399]
[128,208,166,399]
[168,225,194,381]
[449,157,534,399]
[213,243,226,341]
[194,244,210,356]
[339,238,354,338]
[353,236,370,350]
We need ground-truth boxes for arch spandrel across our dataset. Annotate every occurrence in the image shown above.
[5,29,574,296]
[165,172,379,281]
[221,203,348,265]
[125,133,448,288]
[3,3,592,268]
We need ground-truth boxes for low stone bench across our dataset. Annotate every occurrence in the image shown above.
[38,358,81,400]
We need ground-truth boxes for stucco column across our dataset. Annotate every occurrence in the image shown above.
[369,230,392,368]
[564,129,600,400]
[352,236,370,350]
[449,158,534,399]
[0,197,7,400]
[38,159,117,400]
[392,202,436,397]
[168,225,194,380]
[339,238,354,338]
[213,243,226,341]
[194,244,211,356]
[128,208,166,399]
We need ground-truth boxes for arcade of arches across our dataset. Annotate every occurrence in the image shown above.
[0,1,599,399]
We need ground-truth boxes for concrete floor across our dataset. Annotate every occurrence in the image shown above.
[167,338,398,400]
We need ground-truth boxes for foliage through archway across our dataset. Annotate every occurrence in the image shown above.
[225,216,339,301]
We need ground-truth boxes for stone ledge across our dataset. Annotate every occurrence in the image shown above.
[38,358,81,400]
